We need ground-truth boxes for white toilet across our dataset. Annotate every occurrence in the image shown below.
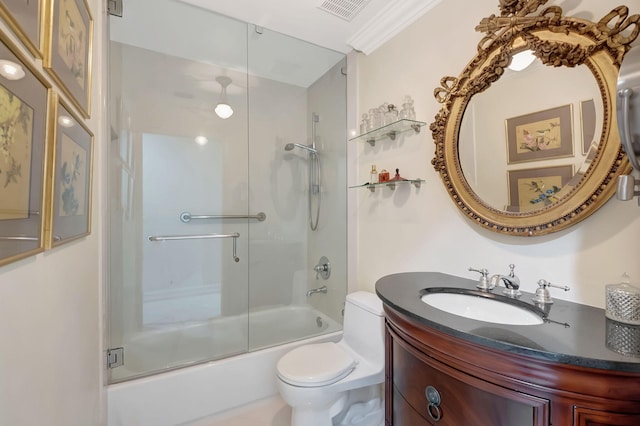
[276,291,385,426]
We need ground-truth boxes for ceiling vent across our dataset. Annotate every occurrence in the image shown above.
[317,0,372,22]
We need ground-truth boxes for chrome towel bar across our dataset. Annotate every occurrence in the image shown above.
[0,236,39,241]
[148,232,240,262]
[179,211,266,223]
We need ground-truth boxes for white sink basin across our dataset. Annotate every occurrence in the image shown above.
[420,290,544,325]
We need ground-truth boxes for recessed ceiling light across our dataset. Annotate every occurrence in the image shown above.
[195,136,208,145]
[58,115,75,128]
[0,60,25,80]
[508,50,536,72]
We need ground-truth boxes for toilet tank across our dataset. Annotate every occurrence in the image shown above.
[342,291,385,365]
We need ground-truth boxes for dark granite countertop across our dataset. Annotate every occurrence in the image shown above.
[375,272,640,373]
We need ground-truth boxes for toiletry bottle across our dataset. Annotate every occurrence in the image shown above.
[370,165,378,184]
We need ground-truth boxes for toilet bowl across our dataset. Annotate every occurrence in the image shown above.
[276,291,385,426]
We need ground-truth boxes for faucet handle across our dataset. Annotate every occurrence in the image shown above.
[532,279,570,304]
[468,267,490,290]
[508,263,516,277]
[314,256,331,280]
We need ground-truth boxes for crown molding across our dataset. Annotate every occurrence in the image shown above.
[347,0,442,55]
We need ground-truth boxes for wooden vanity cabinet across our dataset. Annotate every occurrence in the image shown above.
[384,307,640,426]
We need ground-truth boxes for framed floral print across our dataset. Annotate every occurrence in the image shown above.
[0,0,44,58]
[43,0,92,118]
[507,165,574,213]
[506,104,574,164]
[45,92,93,248]
[0,31,51,266]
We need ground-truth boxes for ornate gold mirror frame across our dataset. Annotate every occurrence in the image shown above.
[431,0,639,236]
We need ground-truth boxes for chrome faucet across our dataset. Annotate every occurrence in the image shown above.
[490,264,521,298]
[306,285,327,297]
[469,267,490,290]
[532,279,570,305]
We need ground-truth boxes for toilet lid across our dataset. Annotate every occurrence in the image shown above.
[276,342,356,387]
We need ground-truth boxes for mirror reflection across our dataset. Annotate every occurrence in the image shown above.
[431,1,639,236]
[459,56,603,213]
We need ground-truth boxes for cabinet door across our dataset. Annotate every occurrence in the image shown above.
[392,338,549,426]
[574,406,640,426]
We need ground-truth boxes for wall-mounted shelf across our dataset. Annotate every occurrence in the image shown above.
[350,119,426,146]
[349,179,424,192]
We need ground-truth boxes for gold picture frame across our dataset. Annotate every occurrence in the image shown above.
[0,0,44,58]
[506,104,574,164]
[0,31,52,266]
[507,165,574,213]
[43,0,93,118]
[45,92,93,248]
[580,99,597,155]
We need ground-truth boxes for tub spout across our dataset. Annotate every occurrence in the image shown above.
[306,285,327,297]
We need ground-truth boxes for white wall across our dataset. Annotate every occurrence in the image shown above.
[355,0,640,308]
[0,0,104,425]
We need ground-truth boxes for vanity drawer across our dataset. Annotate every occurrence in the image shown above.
[392,337,549,426]
[392,386,431,425]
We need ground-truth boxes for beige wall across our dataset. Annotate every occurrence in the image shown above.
[354,0,640,307]
[0,0,105,425]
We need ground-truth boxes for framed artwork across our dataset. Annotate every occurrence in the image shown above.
[0,32,51,266]
[45,92,93,248]
[580,99,597,155]
[0,0,44,58]
[506,104,574,164]
[43,0,93,118]
[508,165,574,213]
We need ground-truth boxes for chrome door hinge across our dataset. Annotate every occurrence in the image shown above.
[106,347,124,368]
[108,0,123,17]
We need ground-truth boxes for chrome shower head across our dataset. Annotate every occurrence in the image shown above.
[284,143,317,154]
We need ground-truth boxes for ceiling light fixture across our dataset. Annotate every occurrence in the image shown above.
[214,76,233,119]
[194,135,208,145]
[58,115,75,128]
[0,60,25,80]
[508,50,536,72]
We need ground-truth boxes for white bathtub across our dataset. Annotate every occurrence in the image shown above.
[108,305,342,426]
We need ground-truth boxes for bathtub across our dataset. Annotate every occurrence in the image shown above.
[107,305,342,426]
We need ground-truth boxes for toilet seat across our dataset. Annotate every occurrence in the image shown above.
[276,342,356,387]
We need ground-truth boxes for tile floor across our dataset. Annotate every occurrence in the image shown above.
[184,396,291,426]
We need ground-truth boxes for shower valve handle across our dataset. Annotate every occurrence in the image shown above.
[314,256,331,280]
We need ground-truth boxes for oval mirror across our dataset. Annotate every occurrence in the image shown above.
[431,2,639,236]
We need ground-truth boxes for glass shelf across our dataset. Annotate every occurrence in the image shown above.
[349,119,427,146]
[349,179,424,192]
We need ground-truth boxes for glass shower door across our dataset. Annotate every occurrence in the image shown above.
[107,1,250,382]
